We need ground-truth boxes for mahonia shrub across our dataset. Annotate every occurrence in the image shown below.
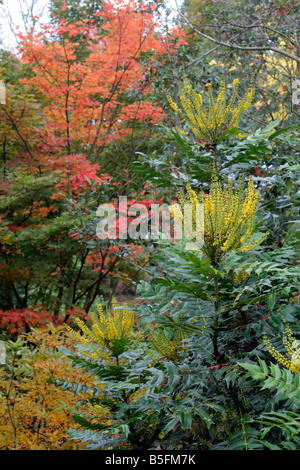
[51,75,299,450]
[167,77,254,146]
[54,302,190,449]
[54,187,297,450]
[0,324,95,449]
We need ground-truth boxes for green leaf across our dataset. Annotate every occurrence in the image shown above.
[195,408,213,428]
[164,327,175,341]
[238,361,266,380]
[155,278,211,301]
[262,119,281,133]
[270,362,282,381]
[268,125,293,140]
[267,292,276,311]
[165,362,181,392]
[72,414,106,431]
[163,417,180,435]
[180,410,193,430]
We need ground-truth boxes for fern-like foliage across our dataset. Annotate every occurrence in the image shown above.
[238,358,300,449]
[238,358,300,402]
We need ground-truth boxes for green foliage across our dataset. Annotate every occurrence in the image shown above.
[238,358,300,449]
[57,83,299,448]
[1,0,299,450]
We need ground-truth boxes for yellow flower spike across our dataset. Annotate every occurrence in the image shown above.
[97,304,106,324]
[167,77,255,145]
[107,318,118,341]
[169,176,268,263]
[67,302,136,358]
[233,269,249,284]
[65,325,89,346]
[151,328,186,361]
[121,309,134,336]
[263,326,300,373]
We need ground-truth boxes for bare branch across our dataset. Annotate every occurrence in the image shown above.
[176,7,300,65]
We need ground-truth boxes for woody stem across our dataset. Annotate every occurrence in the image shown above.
[213,143,218,168]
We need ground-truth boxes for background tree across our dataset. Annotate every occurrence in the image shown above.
[0,0,186,320]
[176,0,300,125]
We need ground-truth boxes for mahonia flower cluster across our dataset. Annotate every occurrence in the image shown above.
[169,183,204,251]
[233,268,249,284]
[263,325,300,373]
[169,177,268,265]
[167,77,255,145]
[67,300,135,357]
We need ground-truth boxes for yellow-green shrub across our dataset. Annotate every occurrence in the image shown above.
[0,324,95,450]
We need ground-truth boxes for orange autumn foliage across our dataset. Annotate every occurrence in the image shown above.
[16,0,186,175]
[0,304,89,335]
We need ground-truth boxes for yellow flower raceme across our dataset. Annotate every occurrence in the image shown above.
[150,328,187,361]
[169,177,268,264]
[233,268,249,284]
[67,300,135,357]
[263,325,300,373]
[167,77,255,145]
